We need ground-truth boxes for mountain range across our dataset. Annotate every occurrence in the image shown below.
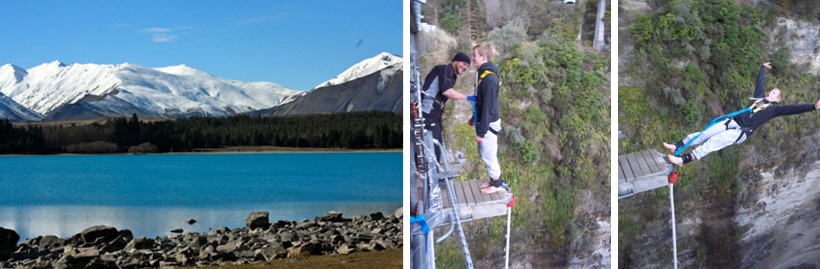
[0,52,402,122]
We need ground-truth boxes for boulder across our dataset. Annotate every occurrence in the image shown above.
[245,211,270,230]
[38,235,65,250]
[0,227,20,252]
[74,226,119,246]
[369,212,384,221]
[320,211,344,222]
[187,219,197,225]
[337,244,354,255]
[257,242,287,261]
[287,242,320,258]
[296,221,318,230]
[188,235,208,250]
[125,237,156,252]
[212,226,231,235]
[216,243,237,254]
[170,228,183,233]
[272,220,290,229]
[394,207,403,218]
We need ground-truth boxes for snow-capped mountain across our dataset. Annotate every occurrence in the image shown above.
[0,61,302,121]
[252,54,402,116]
[312,52,402,90]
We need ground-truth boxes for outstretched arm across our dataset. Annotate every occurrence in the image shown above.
[772,102,818,117]
[442,88,467,101]
[754,62,772,98]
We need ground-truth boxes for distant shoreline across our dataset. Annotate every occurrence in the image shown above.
[188,146,401,154]
[0,146,401,156]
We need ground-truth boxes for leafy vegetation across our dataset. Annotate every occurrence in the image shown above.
[0,111,401,154]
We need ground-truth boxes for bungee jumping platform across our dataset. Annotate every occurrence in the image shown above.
[439,179,511,222]
[618,149,675,199]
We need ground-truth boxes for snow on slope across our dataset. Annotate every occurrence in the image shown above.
[0,61,302,119]
[312,52,402,90]
[0,91,43,122]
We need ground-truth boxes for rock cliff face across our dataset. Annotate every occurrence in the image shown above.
[735,134,820,269]
[770,18,820,75]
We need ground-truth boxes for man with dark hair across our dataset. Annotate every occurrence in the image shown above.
[420,52,472,162]
[665,62,820,165]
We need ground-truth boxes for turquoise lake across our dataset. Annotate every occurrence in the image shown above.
[0,152,401,240]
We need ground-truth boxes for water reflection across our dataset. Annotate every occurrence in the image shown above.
[0,203,400,240]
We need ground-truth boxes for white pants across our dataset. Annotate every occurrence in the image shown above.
[478,120,502,179]
[684,119,746,160]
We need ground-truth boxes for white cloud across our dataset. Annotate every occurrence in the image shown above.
[140,26,194,43]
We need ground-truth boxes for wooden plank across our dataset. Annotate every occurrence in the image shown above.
[641,150,660,173]
[618,162,627,182]
[465,181,478,206]
[625,153,641,178]
[461,181,477,206]
[468,180,487,204]
[648,150,666,173]
[619,155,635,181]
[635,151,652,178]
[454,180,468,207]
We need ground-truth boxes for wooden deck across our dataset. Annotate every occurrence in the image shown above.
[439,179,510,223]
[618,149,673,198]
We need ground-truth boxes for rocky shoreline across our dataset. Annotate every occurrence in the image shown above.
[0,209,402,268]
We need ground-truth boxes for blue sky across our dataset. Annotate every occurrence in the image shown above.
[0,0,402,91]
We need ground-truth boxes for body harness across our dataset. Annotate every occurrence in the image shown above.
[674,98,772,158]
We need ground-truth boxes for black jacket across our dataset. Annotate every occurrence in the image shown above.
[421,64,457,120]
[475,62,500,138]
[733,65,816,133]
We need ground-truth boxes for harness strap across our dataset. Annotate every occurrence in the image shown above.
[674,107,752,157]
[748,98,772,114]
[477,70,495,87]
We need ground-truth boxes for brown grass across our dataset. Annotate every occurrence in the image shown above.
[182,248,402,269]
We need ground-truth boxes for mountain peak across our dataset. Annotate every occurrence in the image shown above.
[0,64,28,83]
[312,52,402,90]
[48,60,67,67]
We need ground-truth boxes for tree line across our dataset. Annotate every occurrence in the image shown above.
[0,111,401,154]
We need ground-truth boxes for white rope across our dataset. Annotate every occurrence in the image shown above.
[670,183,678,269]
[505,206,511,269]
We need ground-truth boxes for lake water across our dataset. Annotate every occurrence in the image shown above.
[0,152,401,240]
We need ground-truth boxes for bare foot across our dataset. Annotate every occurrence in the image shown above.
[479,181,491,189]
[668,155,683,166]
[480,186,505,194]
[663,142,676,153]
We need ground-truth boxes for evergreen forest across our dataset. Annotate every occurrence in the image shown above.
[0,111,401,154]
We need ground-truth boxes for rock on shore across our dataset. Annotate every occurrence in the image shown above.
[0,209,402,268]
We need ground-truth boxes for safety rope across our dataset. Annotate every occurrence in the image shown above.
[669,183,678,269]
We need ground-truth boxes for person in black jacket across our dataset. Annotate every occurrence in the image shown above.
[665,62,820,165]
[468,42,505,194]
[420,52,472,162]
